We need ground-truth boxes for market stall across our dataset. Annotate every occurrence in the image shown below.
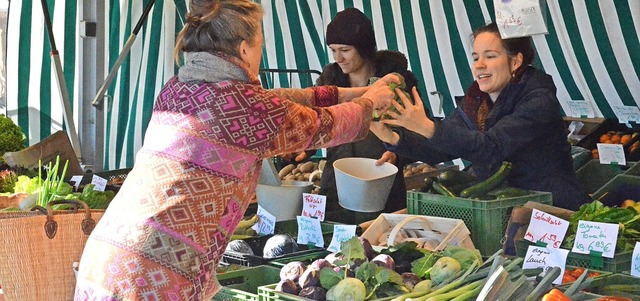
[0,0,639,300]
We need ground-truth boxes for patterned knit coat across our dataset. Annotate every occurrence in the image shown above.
[74,52,374,300]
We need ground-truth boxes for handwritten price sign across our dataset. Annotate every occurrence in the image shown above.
[524,209,569,248]
[327,225,357,253]
[91,175,108,191]
[597,143,626,165]
[296,215,324,248]
[612,105,640,125]
[494,0,548,39]
[522,246,569,285]
[567,100,592,118]
[254,205,276,235]
[301,193,326,221]
[571,221,619,258]
[632,242,640,278]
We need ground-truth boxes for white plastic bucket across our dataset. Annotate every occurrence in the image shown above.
[256,180,313,221]
[333,157,398,212]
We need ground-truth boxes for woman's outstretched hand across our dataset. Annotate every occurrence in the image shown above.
[363,73,401,112]
[383,87,435,139]
[375,151,397,166]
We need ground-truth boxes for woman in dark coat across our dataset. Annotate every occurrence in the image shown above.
[317,8,420,214]
[371,23,590,210]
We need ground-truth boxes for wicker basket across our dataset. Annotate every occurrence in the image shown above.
[0,200,104,300]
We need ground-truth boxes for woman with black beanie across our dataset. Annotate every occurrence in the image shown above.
[318,7,421,216]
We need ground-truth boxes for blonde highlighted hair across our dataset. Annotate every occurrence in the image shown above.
[174,0,263,65]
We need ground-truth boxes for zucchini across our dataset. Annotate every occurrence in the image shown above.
[488,187,530,199]
[419,177,435,192]
[436,170,478,187]
[460,161,512,198]
[432,181,457,197]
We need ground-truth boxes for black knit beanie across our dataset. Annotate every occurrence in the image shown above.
[325,8,376,49]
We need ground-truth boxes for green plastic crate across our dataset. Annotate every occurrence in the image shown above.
[406,190,553,256]
[566,273,640,299]
[258,284,398,301]
[223,220,359,267]
[624,161,640,176]
[567,291,603,301]
[592,174,640,207]
[575,160,634,194]
[516,240,632,273]
[269,250,331,268]
[214,265,281,301]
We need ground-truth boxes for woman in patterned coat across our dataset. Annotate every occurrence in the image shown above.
[74,1,398,300]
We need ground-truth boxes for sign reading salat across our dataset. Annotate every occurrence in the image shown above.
[524,209,569,248]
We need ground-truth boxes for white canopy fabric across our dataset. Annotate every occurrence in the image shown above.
[5,0,640,170]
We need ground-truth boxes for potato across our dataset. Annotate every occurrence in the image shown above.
[278,164,295,179]
[284,174,297,181]
[299,161,315,173]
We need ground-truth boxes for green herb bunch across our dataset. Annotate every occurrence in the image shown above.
[0,114,26,164]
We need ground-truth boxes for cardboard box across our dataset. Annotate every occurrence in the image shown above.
[3,131,84,177]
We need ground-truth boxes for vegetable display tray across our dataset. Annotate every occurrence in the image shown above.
[575,159,634,194]
[406,190,553,256]
[257,283,397,301]
[560,273,640,299]
[591,174,640,207]
[222,220,360,267]
[214,265,281,301]
[624,161,640,176]
[516,240,633,273]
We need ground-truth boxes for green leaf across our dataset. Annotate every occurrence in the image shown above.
[339,237,367,264]
[319,267,343,289]
[411,251,439,278]
[385,268,403,285]
[442,245,482,271]
[355,261,377,284]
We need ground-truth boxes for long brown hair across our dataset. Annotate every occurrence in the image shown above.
[174,0,263,64]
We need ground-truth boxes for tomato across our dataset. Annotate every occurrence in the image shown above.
[569,267,585,278]
[588,271,600,278]
[562,272,576,284]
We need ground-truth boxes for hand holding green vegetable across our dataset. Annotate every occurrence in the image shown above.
[382,86,435,139]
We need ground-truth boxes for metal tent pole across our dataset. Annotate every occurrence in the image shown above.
[91,0,156,106]
[40,0,82,162]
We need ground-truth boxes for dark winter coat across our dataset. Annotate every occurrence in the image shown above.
[317,50,418,213]
[387,66,590,210]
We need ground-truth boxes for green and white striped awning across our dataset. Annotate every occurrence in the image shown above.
[5,0,640,170]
